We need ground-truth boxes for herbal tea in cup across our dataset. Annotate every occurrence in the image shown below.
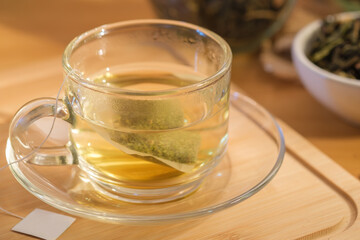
[9,20,232,203]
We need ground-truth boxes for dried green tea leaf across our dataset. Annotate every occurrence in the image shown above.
[308,16,360,80]
[310,38,343,62]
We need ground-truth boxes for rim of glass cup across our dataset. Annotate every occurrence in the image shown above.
[62,19,232,96]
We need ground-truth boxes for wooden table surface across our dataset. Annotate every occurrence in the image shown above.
[0,0,359,238]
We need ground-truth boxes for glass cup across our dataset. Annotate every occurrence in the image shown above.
[8,19,232,203]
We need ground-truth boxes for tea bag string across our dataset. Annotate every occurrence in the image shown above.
[0,69,74,219]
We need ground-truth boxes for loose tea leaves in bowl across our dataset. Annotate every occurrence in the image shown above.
[151,0,296,52]
[308,15,360,80]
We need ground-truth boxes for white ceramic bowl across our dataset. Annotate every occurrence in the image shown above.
[292,12,360,125]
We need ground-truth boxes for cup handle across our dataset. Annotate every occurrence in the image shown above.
[8,97,76,165]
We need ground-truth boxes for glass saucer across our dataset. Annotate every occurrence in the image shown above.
[6,93,285,224]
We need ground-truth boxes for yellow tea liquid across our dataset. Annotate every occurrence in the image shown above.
[67,68,229,188]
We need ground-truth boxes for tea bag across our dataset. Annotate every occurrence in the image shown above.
[107,130,201,173]
[91,98,201,173]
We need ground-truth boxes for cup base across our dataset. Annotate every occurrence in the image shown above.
[88,175,203,204]
[77,151,224,204]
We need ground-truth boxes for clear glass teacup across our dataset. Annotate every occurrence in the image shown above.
[8,20,232,203]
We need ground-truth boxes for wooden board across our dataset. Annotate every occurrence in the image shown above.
[0,59,359,239]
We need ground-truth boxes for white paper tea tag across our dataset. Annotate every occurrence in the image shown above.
[12,209,76,240]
